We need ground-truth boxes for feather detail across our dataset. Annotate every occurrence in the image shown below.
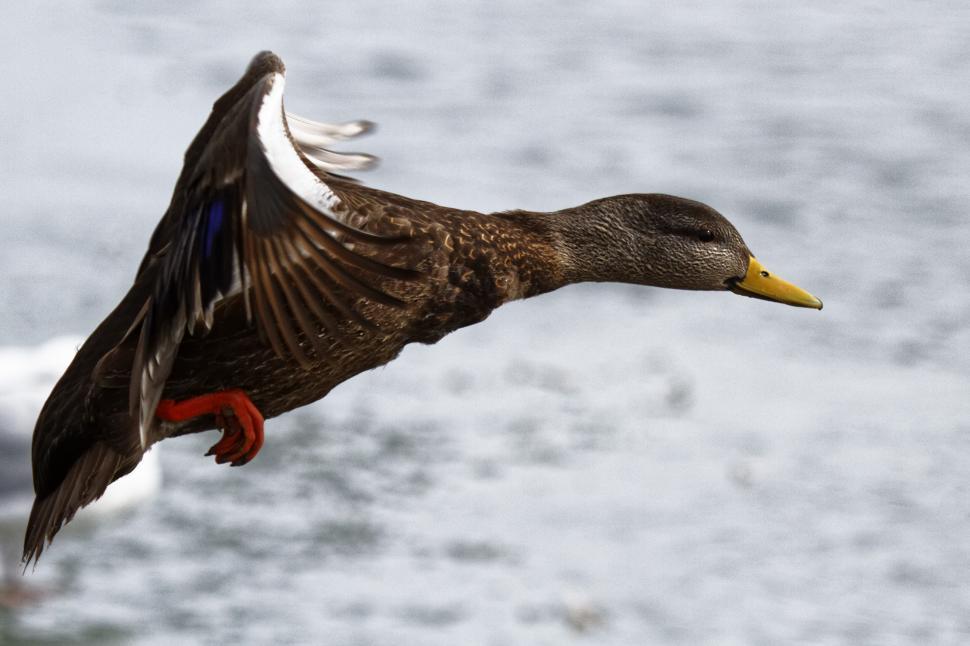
[285,114,374,142]
[23,442,127,567]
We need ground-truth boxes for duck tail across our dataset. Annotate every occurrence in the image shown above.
[22,442,128,568]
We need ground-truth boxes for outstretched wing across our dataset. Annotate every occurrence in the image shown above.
[131,54,418,447]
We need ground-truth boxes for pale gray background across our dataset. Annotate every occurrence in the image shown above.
[1,1,969,644]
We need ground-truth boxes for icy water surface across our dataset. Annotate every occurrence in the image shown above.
[2,1,970,644]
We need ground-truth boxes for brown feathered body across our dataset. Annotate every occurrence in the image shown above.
[25,179,565,562]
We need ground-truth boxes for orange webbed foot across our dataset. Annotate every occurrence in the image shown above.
[156,389,265,466]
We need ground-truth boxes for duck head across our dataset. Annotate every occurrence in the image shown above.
[556,194,822,309]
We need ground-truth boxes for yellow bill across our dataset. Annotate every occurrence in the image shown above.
[729,256,823,310]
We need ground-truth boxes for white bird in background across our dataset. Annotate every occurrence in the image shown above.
[0,337,162,604]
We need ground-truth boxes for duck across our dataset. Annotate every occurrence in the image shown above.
[23,50,821,565]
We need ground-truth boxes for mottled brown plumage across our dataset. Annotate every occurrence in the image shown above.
[24,52,820,565]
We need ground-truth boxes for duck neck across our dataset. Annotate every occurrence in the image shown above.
[500,204,633,295]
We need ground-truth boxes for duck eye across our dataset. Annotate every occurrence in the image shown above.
[697,229,715,243]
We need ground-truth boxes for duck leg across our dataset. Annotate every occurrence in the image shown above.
[156,389,265,466]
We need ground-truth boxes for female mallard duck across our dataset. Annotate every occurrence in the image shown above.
[24,51,821,564]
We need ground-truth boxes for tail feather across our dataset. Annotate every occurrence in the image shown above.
[22,442,127,567]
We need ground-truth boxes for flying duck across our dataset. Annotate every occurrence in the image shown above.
[23,51,821,565]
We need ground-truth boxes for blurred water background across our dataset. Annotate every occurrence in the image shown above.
[1,1,969,644]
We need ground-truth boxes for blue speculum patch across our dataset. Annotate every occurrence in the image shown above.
[203,200,225,259]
